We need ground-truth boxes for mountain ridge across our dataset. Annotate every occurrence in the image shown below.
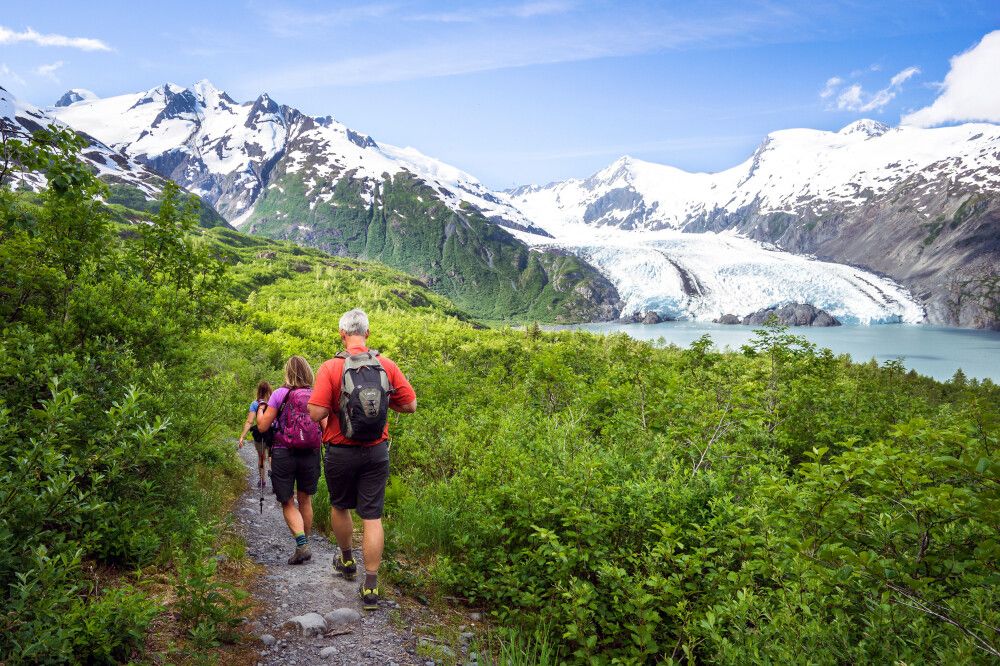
[1,85,229,228]
[506,120,1000,328]
[51,81,619,322]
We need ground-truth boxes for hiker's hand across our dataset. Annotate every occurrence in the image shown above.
[238,437,244,449]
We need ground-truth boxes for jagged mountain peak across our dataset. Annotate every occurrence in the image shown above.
[1,86,167,198]
[248,92,281,116]
[50,80,542,234]
[191,79,236,108]
[839,118,891,138]
[54,88,97,108]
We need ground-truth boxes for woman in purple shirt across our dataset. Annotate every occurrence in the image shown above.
[256,356,324,564]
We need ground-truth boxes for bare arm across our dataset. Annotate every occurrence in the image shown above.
[238,411,255,447]
[308,404,330,423]
[257,405,278,432]
[391,399,417,414]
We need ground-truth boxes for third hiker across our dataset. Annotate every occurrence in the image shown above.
[257,355,324,564]
[308,308,417,610]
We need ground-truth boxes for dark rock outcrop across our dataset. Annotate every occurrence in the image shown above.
[716,303,841,327]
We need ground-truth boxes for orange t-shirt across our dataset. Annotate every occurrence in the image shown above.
[309,345,415,446]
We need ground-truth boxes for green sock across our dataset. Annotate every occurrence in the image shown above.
[294,532,307,547]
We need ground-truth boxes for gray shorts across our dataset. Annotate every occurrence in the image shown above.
[324,442,390,520]
[270,447,321,504]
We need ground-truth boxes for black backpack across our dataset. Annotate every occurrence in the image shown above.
[337,350,394,442]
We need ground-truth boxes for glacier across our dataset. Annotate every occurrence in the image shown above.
[508,224,925,325]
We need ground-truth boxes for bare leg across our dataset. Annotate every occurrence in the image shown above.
[281,500,304,535]
[362,518,384,575]
[297,492,313,535]
[330,507,354,552]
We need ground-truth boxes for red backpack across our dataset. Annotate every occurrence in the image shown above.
[273,388,323,449]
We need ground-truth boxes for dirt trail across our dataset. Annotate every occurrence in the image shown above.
[234,444,422,665]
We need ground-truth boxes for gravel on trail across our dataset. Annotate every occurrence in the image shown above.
[235,444,423,665]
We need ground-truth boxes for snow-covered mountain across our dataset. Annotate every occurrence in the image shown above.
[507,121,1000,328]
[50,81,618,322]
[1,86,163,197]
[508,120,1000,231]
[51,80,543,234]
[46,79,999,327]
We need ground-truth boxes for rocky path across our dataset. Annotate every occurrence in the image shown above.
[234,444,423,665]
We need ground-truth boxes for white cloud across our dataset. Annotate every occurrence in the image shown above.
[836,84,863,110]
[826,66,920,112]
[820,76,843,99]
[34,60,64,82]
[0,25,111,51]
[249,5,794,89]
[902,30,1000,127]
[257,4,397,38]
[890,66,920,87]
[411,1,574,23]
[0,63,26,86]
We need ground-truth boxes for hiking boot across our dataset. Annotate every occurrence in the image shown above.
[359,584,380,611]
[287,544,312,565]
[333,555,357,580]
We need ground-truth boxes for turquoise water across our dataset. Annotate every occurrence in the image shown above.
[549,321,1000,382]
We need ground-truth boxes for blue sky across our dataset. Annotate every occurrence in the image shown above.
[1,1,998,187]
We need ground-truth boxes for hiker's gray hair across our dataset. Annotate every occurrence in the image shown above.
[339,308,369,336]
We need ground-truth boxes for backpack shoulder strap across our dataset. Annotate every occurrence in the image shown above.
[276,387,292,412]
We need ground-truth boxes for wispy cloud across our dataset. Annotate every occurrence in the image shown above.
[889,66,920,87]
[410,1,575,23]
[0,63,26,86]
[250,4,800,90]
[820,76,843,99]
[0,25,111,51]
[822,65,920,113]
[256,4,397,38]
[34,60,65,83]
[903,30,1000,127]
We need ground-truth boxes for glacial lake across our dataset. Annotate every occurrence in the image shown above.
[548,321,1000,382]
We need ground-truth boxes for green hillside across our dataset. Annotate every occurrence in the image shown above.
[2,129,999,664]
[247,169,620,323]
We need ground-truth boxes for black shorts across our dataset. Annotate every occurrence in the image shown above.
[270,447,322,504]
[324,442,390,520]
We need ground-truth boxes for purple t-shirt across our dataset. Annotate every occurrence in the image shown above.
[266,387,290,411]
[266,387,290,448]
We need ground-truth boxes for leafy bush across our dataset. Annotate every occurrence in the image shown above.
[211,249,999,664]
[3,123,998,664]
[0,128,240,663]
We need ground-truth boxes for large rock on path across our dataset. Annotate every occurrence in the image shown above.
[324,607,362,626]
[284,612,327,637]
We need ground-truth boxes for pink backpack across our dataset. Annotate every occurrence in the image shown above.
[274,388,323,449]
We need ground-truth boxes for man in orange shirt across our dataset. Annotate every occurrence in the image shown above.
[308,308,416,610]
